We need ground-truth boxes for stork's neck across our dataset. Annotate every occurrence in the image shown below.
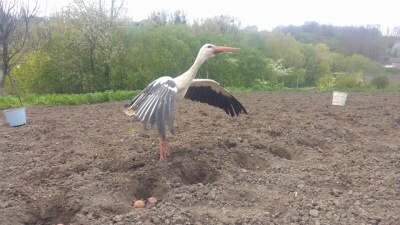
[175,52,208,88]
[187,52,208,80]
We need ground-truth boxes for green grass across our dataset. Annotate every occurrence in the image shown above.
[1,87,399,110]
[0,90,140,110]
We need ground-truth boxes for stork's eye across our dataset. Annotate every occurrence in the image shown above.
[207,45,212,48]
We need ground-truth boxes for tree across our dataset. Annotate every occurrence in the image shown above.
[346,54,366,73]
[300,44,322,87]
[265,31,303,68]
[149,10,168,27]
[193,15,241,35]
[0,0,40,95]
[68,0,125,92]
[36,19,90,93]
[170,10,186,25]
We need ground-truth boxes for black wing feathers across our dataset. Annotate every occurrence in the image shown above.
[184,85,247,116]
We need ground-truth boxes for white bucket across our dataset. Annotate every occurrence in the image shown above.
[332,92,347,106]
[3,107,26,127]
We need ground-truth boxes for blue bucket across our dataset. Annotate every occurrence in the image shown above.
[3,107,26,127]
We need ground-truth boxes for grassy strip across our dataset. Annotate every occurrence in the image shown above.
[0,90,140,110]
[1,87,399,110]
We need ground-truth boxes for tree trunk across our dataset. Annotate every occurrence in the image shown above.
[1,37,9,95]
[0,87,6,95]
[90,45,97,90]
[0,71,6,95]
[1,44,9,95]
[104,62,110,90]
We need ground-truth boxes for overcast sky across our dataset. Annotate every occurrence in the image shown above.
[36,0,399,31]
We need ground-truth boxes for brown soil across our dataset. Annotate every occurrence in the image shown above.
[1,92,399,225]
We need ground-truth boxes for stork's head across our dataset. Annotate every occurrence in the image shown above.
[199,44,239,59]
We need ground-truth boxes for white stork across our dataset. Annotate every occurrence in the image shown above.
[124,44,247,160]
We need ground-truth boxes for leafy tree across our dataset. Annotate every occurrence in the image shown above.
[343,54,383,75]
[283,68,305,88]
[239,29,267,51]
[192,15,240,35]
[313,45,332,82]
[265,31,303,68]
[338,26,383,60]
[0,0,41,95]
[235,48,270,87]
[37,23,90,93]
[170,10,186,25]
[149,10,168,27]
[330,52,347,73]
[276,22,385,61]
[345,54,366,73]
[264,31,304,87]
[8,50,43,94]
[300,44,323,87]
[68,0,125,91]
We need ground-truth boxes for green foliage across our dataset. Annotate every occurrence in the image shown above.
[385,68,400,75]
[0,90,139,110]
[389,82,400,90]
[316,74,335,91]
[301,44,328,86]
[370,75,390,89]
[335,72,363,88]
[0,95,22,110]
[346,55,367,73]
[4,4,396,96]
[265,31,303,68]
[276,22,385,60]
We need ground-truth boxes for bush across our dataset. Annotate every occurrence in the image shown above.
[316,74,335,91]
[370,75,389,89]
[335,72,363,88]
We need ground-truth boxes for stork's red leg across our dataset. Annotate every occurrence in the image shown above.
[163,139,169,157]
[158,135,170,160]
[158,135,165,160]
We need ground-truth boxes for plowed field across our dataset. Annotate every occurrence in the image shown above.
[1,92,399,224]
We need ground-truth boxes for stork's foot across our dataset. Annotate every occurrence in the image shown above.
[158,136,169,160]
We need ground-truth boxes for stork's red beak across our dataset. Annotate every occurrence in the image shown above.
[213,46,239,55]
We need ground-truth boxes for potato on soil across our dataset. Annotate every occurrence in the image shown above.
[133,200,145,208]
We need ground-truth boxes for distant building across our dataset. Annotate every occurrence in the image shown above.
[384,57,400,68]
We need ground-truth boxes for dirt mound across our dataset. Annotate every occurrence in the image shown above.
[1,92,399,224]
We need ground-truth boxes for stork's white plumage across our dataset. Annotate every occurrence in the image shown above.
[124,44,247,160]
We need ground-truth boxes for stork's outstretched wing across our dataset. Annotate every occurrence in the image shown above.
[124,76,177,139]
[184,79,247,116]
